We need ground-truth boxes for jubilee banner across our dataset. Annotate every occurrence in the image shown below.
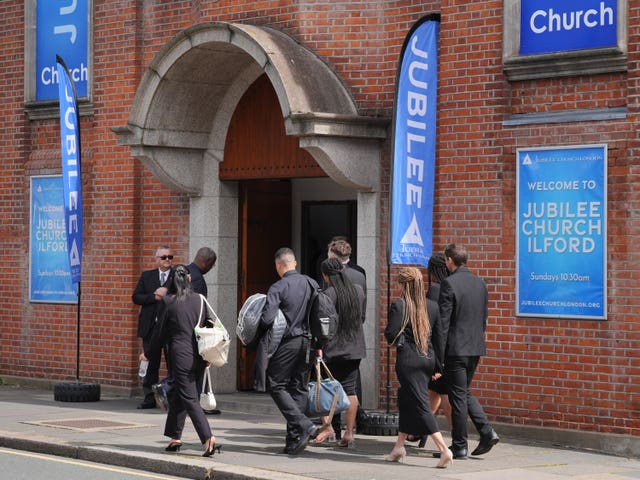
[30,176,78,303]
[516,145,607,319]
[57,56,83,284]
[389,15,439,266]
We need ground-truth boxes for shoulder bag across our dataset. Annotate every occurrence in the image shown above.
[194,294,230,367]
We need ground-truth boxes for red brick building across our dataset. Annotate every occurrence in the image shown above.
[1,1,637,455]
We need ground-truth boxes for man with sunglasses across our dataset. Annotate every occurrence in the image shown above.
[132,246,175,409]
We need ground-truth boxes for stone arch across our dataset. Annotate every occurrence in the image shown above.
[113,22,387,193]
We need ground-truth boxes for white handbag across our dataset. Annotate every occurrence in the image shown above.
[194,294,230,367]
[200,366,217,410]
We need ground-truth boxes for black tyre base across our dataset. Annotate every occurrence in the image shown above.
[54,382,101,402]
[358,410,399,436]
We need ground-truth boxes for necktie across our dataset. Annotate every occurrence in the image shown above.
[160,272,167,285]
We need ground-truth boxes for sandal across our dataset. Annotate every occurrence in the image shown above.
[311,425,336,445]
[338,429,355,448]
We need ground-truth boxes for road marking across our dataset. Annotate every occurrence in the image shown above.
[0,448,181,479]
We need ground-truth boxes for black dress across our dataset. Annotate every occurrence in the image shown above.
[385,298,443,436]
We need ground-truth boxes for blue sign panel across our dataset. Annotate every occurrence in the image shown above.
[516,145,607,319]
[30,176,78,303]
[57,58,84,284]
[390,17,439,267]
[36,0,89,100]
[521,0,617,55]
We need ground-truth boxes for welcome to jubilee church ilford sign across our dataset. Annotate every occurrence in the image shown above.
[520,0,617,55]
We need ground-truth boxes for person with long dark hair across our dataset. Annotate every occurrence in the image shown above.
[384,267,452,467]
[139,264,219,457]
[313,258,366,447]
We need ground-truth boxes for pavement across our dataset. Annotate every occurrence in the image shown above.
[0,385,638,480]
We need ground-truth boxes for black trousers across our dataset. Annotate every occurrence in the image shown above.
[267,336,314,443]
[164,363,212,444]
[444,355,493,451]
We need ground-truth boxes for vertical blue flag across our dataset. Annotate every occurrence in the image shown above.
[56,56,83,284]
[390,16,439,266]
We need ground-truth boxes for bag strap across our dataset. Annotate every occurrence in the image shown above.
[313,357,340,425]
[197,294,205,328]
[202,366,213,394]
[199,294,220,328]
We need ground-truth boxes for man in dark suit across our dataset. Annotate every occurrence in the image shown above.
[132,246,174,409]
[187,246,221,415]
[438,243,499,459]
[187,247,217,297]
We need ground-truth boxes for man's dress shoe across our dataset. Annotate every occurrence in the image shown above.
[471,429,500,456]
[433,447,468,459]
[137,402,156,409]
[285,425,318,455]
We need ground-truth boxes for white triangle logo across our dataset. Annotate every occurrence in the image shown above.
[522,154,532,165]
[400,213,424,246]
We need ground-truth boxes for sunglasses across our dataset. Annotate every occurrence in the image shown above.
[157,255,174,260]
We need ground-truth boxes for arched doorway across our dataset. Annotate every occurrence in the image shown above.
[114,22,387,406]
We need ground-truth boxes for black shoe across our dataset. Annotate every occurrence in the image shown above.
[137,401,156,409]
[471,429,500,456]
[286,425,318,455]
[433,447,468,459]
[203,409,222,415]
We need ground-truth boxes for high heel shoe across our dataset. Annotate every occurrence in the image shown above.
[202,438,222,457]
[384,446,406,463]
[436,448,453,468]
[165,441,182,452]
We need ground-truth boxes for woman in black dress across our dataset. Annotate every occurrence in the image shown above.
[140,264,219,457]
[384,266,452,467]
[314,258,366,447]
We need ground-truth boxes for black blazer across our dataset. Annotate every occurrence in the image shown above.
[132,268,165,339]
[438,266,488,357]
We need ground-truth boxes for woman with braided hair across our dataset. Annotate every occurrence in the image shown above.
[383,266,451,467]
[140,264,219,457]
[313,257,365,447]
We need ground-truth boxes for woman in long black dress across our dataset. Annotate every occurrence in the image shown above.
[140,264,219,457]
[384,266,452,467]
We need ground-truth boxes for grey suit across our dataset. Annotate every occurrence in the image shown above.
[439,265,493,451]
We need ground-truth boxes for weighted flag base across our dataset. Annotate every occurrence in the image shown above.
[54,382,100,402]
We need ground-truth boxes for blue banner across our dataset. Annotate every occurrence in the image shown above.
[521,0,617,55]
[30,176,78,303]
[516,145,607,319]
[37,0,89,100]
[390,17,439,267]
[57,57,83,284]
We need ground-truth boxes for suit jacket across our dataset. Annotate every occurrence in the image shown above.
[132,268,166,339]
[438,266,488,357]
[187,262,207,296]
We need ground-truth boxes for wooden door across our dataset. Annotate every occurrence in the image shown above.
[237,179,292,390]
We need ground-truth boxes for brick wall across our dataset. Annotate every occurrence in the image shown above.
[0,0,637,437]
